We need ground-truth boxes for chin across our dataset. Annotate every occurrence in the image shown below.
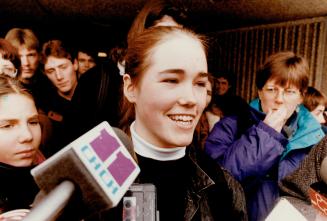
[13,159,33,167]
[172,136,193,147]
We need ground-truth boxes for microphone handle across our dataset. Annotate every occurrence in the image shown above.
[24,180,75,221]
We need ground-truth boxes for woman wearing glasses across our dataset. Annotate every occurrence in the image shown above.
[205,51,325,221]
[0,38,19,78]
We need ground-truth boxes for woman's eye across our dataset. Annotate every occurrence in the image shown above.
[285,90,297,94]
[29,120,40,126]
[266,88,275,92]
[0,124,14,129]
[163,79,178,83]
[196,81,207,87]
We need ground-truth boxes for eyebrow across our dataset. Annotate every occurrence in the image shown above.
[159,69,209,77]
[0,114,39,123]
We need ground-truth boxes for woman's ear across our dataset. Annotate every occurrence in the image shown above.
[123,74,136,103]
[258,89,263,100]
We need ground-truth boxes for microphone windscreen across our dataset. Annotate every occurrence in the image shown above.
[31,121,140,214]
[112,127,135,159]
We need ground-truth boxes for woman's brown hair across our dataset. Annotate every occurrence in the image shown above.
[256,51,309,94]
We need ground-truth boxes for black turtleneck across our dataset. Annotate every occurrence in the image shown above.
[136,154,191,221]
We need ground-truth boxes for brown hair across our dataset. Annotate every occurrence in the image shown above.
[127,0,188,47]
[256,51,309,94]
[40,40,74,65]
[119,26,207,134]
[303,86,327,111]
[5,28,39,51]
[0,38,21,70]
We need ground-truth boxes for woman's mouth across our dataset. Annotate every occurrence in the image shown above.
[168,114,195,128]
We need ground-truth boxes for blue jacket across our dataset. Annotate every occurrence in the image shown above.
[205,99,324,221]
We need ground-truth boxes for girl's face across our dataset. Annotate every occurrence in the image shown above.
[125,35,208,148]
[258,79,303,119]
[0,93,41,167]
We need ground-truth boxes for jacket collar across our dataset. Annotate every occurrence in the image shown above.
[187,148,215,193]
[250,98,324,159]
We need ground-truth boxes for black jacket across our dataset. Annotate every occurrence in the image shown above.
[0,163,39,213]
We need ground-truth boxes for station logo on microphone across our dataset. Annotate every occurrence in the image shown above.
[73,121,140,206]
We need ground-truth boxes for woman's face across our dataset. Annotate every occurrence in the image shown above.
[258,79,303,119]
[125,35,208,148]
[0,93,41,167]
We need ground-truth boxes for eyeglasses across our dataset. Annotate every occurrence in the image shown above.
[0,67,18,78]
[262,87,301,99]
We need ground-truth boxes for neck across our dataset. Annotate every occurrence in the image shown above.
[130,122,186,161]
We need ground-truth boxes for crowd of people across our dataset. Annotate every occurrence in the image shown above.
[1,0,327,220]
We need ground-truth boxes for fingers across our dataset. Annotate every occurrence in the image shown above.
[263,107,288,132]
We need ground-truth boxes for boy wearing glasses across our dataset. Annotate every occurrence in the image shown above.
[205,51,325,221]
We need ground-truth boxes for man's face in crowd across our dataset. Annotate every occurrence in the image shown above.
[77,51,96,76]
[18,46,39,81]
[43,56,78,100]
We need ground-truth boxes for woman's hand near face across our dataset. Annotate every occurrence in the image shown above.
[263,106,288,132]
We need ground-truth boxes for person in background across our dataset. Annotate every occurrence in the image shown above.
[0,38,20,78]
[205,51,325,221]
[5,28,52,107]
[303,86,327,125]
[212,70,248,117]
[116,26,247,221]
[216,71,232,96]
[39,39,78,157]
[193,74,222,150]
[0,76,44,217]
[75,47,97,77]
[5,28,39,85]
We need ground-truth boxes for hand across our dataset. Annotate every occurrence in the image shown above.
[0,209,30,221]
[263,107,288,132]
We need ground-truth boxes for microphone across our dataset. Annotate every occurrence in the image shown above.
[25,121,140,220]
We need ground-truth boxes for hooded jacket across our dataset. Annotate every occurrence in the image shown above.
[205,99,324,221]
